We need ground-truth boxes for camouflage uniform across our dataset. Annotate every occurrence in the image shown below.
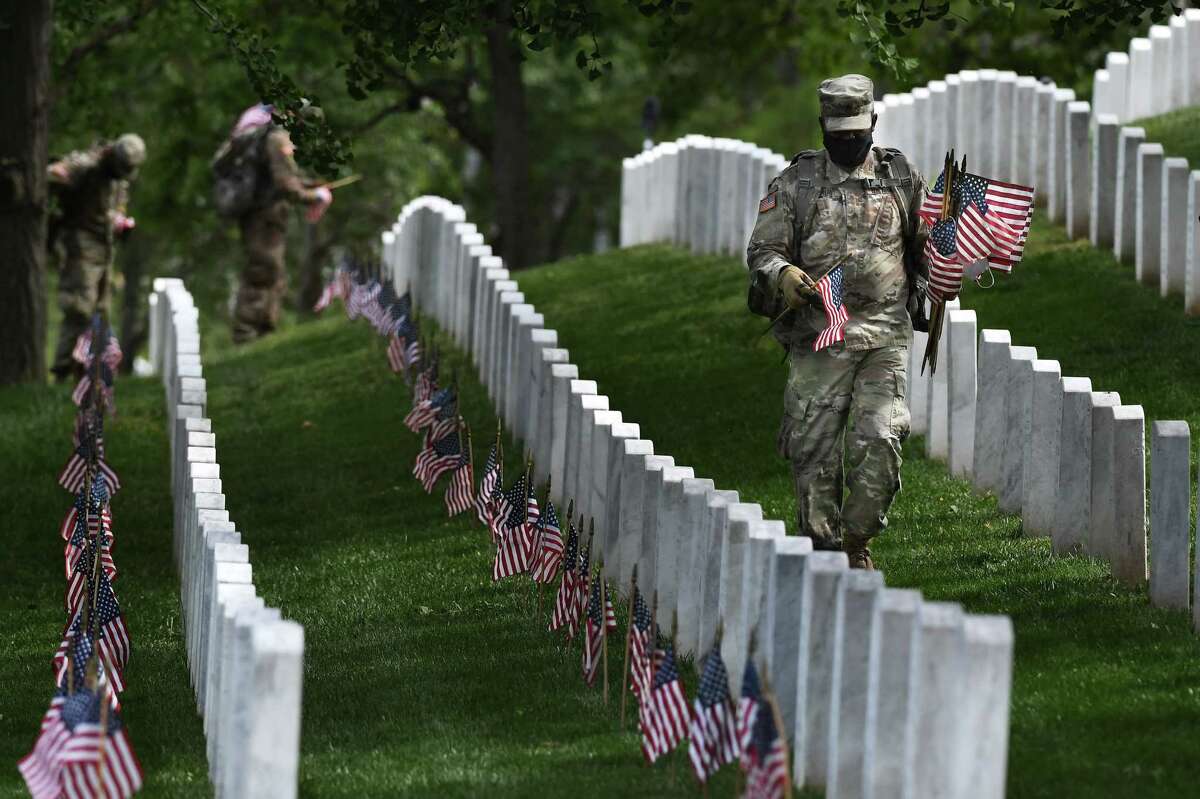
[232,128,325,343]
[747,75,928,554]
[47,135,144,379]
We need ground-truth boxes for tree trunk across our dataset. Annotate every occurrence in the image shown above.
[485,10,537,269]
[0,1,52,385]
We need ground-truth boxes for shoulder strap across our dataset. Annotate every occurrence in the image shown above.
[876,147,917,240]
[786,152,821,233]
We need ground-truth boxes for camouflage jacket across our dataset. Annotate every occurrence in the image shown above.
[47,146,129,243]
[747,147,929,351]
[262,128,323,207]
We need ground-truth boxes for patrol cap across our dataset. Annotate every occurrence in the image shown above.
[818,74,875,131]
[111,133,146,175]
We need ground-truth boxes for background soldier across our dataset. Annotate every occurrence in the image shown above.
[47,134,146,381]
[746,74,946,569]
[214,103,332,344]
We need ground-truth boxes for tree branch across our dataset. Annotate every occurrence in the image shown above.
[54,0,164,103]
[382,65,493,157]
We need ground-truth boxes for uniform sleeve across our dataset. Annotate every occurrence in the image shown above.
[265,129,322,205]
[47,151,95,193]
[746,176,796,297]
[908,166,930,279]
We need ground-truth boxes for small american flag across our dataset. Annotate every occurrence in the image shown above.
[813,266,849,352]
[58,444,121,497]
[529,499,564,583]
[572,535,592,634]
[581,574,617,687]
[414,427,462,492]
[925,218,964,300]
[475,444,501,529]
[959,173,1034,271]
[917,170,947,226]
[405,385,455,432]
[743,694,789,799]
[737,660,762,766]
[55,689,143,798]
[640,641,690,763]
[444,445,475,518]
[688,647,739,783]
[387,333,406,374]
[492,473,531,580]
[18,691,69,799]
[628,587,653,699]
[66,524,117,615]
[549,518,580,634]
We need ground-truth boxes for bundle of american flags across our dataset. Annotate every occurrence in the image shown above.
[917,155,1035,301]
[21,316,143,798]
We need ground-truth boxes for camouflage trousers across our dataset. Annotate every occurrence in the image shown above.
[777,344,910,548]
[233,203,289,344]
[53,231,112,380]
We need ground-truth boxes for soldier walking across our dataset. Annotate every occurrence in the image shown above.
[47,134,145,381]
[747,75,950,569]
[213,103,332,344]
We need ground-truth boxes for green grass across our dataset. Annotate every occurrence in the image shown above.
[516,239,1200,798]
[0,379,209,796]
[6,208,1200,797]
[1136,104,1200,166]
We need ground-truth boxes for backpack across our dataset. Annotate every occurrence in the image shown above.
[746,146,929,332]
[211,126,270,219]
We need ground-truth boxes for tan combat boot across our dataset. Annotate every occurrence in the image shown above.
[843,534,874,570]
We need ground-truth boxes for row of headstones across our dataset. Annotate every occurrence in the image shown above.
[146,278,305,799]
[381,196,1015,799]
[875,67,1200,315]
[624,66,1200,317]
[908,304,1199,624]
[1092,9,1200,124]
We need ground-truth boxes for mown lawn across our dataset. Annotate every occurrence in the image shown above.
[5,207,1200,798]
[517,231,1200,799]
[1137,104,1200,166]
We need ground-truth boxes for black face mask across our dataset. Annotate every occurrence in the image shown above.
[824,132,873,169]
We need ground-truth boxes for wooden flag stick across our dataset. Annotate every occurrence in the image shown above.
[670,607,680,787]
[601,561,610,706]
[621,564,638,727]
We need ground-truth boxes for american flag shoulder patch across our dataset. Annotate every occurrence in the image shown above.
[759,192,777,213]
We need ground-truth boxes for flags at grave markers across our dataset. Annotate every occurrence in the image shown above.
[639,640,689,763]
[581,573,616,687]
[741,693,789,799]
[22,315,144,799]
[529,498,564,583]
[444,436,475,517]
[493,473,533,579]
[549,516,581,635]
[688,647,739,783]
[737,660,762,764]
[475,442,502,528]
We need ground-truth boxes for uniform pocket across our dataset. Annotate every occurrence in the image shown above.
[870,193,904,255]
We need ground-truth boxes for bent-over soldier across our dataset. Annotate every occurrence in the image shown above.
[48,134,145,381]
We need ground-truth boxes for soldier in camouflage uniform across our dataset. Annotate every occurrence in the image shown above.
[47,134,145,381]
[747,75,949,569]
[227,104,331,344]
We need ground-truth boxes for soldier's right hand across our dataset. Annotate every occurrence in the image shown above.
[780,266,817,310]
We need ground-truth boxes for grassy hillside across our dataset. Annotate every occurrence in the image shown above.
[1137,104,1200,166]
[5,208,1200,797]
[517,229,1200,799]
